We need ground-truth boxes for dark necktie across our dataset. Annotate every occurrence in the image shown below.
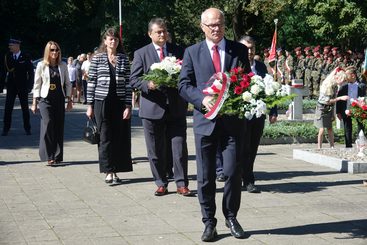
[13,54,17,61]
[212,45,221,73]
[159,47,164,61]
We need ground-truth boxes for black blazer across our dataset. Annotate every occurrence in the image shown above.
[178,39,251,136]
[336,82,366,117]
[3,51,34,92]
[130,42,187,119]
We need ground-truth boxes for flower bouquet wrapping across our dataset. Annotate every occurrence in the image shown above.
[203,67,294,120]
[142,56,182,88]
[348,97,367,127]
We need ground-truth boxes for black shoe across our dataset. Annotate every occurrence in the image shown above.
[216,173,225,182]
[201,225,217,242]
[1,131,8,136]
[245,183,261,193]
[225,218,246,239]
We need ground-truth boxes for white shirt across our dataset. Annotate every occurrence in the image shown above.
[206,38,226,72]
[347,81,359,108]
[67,64,77,82]
[81,60,91,80]
[13,51,21,60]
[152,43,166,60]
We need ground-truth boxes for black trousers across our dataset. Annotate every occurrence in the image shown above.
[3,88,30,133]
[38,97,65,161]
[94,97,132,173]
[195,118,244,227]
[243,115,265,185]
[142,113,188,188]
[342,116,364,148]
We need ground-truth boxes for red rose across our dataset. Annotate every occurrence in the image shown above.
[240,80,250,89]
[234,86,243,94]
[351,101,358,107]
[242,74,251,84]
[237,67,244,74]
[362,105,367,111]
[248,72,255,77]
[231,67,238,75]
[230,75,238,82]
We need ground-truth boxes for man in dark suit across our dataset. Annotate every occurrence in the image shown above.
[336,66,366,147]
[130,18,190,197]
[2,38,34,136]
[239,35,278,193]
[178,8,251,242]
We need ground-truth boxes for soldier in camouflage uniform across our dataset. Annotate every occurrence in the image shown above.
[331,47,341,68]
[303,47,313,98]
[320,54,334,83]
[276,48,286,84]
[284,49,294,85]
[294,47,305,81]
[310,46,323,98]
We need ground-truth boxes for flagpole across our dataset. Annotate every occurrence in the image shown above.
[119,0,122,41]
[273,19,278,81]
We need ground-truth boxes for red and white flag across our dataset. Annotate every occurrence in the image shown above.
[268,26,277,63]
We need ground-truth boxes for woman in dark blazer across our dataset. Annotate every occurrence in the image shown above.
[86,27,133,185]
[31,41,73,165]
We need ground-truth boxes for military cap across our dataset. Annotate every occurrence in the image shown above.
[304,47,311,52]
[276,47,282,52]
[8,38,21,45]
[332,47,338,51]
[323,46,331,50]
[263,48,269,52]
[313,46,320,52]
[294,47,302,52]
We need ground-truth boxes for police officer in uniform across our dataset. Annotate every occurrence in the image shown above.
[1,38,34,136]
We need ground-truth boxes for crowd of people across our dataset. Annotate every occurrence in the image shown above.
[2,6,367,243]
[263,45,366,99]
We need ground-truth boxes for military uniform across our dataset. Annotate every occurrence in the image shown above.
[276,49,286,84]
[284,50,294,85]
[303,47,313,97]
[310,46,323,97]
[2,39,34,135]
[294,47,305,81]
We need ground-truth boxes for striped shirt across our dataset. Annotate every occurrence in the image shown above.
[87,52,132,105]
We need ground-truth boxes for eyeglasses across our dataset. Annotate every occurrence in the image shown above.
[50,49,59,52]
[202,23,224,30]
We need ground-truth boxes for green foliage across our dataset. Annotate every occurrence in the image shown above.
[263,120,318,139]
[277,98,317,111]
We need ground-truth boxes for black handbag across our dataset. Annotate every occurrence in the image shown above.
[83,118,100,144]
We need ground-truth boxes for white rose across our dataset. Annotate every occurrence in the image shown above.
[250,84,261,95]
[242,91,253,102]
[244,111,253,120]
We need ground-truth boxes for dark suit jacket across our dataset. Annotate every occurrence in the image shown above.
[336,82,366,117]
[4,51,34,93]
[130,42,187,119]
[178,39,251,136]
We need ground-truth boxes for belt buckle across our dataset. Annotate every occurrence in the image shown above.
[50,84,56,90]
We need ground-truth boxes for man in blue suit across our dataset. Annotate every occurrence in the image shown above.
[130,18,190,197]
[178,8,251,242]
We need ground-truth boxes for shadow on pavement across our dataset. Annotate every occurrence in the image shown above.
[250,219,367,239]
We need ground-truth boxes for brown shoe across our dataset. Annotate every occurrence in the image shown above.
[177,186,191,196]
[154,186,168,196]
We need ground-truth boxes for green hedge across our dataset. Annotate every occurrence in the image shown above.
[263,121,318,139]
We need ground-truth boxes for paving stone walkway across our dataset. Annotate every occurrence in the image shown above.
[0,93,366,244]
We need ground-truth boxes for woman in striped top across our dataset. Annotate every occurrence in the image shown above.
[86,27,133,185]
